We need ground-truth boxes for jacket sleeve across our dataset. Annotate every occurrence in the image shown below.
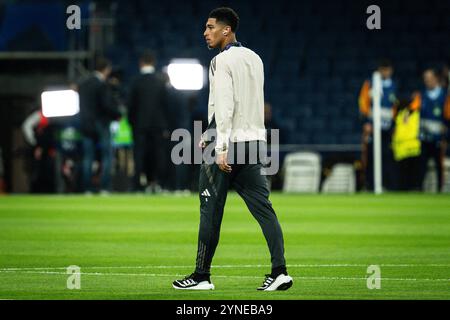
[99,82,121,120]
[21,110,41,146]
[358,80,371,124]
[443,94,450,121]
[213,57,234,154]
[127,79,137,127]
[409,92,422,112]
[159,77,172,130]
[444,94,450,142]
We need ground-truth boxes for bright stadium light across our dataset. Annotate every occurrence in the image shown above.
[41,90,80,118]
[167,59,204,90]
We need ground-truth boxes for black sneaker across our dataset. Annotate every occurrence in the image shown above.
[257,273,293,291]
[172,273,215,290]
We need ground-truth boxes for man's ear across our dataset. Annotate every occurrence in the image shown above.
[222,26,231,36]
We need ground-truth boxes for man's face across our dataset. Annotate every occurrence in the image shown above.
[443,65,449,74]
[104,66,112,78]
[423,70,438,90]
[203,18,226,49]
[379,66,393,80]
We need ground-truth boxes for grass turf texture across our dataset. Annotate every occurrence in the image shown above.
[0,193,449,300]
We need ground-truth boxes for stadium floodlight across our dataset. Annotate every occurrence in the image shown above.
[41,90,79,118]
[167,59,204,90]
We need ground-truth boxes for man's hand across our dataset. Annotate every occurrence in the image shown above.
[216,152,232,173]
[362,123,372,144]
[363,123,373,135]
[34,147,43,160]
[198,138,206,149]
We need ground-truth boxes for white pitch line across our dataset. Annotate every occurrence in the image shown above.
[0,270,449,282]
[0,263,449,271]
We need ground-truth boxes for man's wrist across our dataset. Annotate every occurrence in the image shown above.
[215,141,228,154]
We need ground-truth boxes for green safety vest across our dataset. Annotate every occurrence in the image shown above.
[112,117,133,146]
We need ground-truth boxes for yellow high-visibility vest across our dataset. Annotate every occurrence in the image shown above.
[392,109,421,161]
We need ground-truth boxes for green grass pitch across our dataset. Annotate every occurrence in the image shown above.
[0,193,449,300]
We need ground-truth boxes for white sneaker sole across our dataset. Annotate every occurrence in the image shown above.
[262,274,293,291]
[172,281,215,290]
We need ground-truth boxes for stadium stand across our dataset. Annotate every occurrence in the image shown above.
[1,0,447,146]
[107,0,449,144]
[0,0,448,192]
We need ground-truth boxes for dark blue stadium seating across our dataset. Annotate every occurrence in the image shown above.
[0,0,446,145]
[104,0,450,146]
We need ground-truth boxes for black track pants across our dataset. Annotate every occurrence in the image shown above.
[195,143,286,275]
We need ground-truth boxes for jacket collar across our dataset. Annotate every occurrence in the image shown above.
[221,41,242,52]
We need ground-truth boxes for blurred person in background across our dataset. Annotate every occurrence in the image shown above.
[57,113,83,194]
[444,59,450,145]
[391,98,422,191]
[162,71,193,193]
[359,59,398,191]
[441,59,449,91]
[78,57,121,194]
[264,101,285,190]
[410,68,450,192]
[264,101,285,145]
[21,108,57,193]
[128,51,170,193]
[0,147,4,193]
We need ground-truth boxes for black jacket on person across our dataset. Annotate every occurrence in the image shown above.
[127,72,170,132]
[78,75,121,138]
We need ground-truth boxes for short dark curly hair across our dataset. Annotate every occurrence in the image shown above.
[209,7,239,33]
[140,50,156,65]
[378,59,393,69]
[423,67,440,79]
[94,57,111,72]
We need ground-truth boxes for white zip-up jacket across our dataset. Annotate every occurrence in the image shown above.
[207,45,266,154]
